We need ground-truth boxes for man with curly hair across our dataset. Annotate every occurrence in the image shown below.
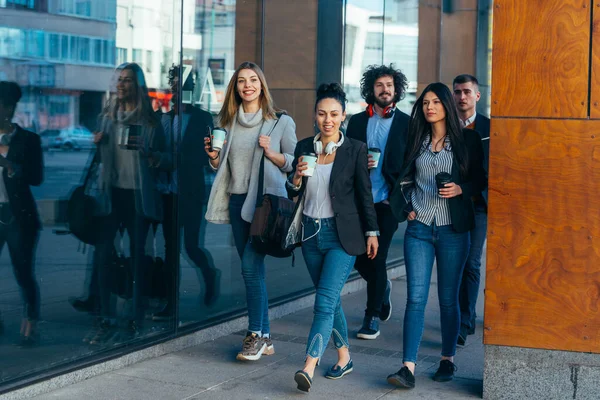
[346,64,410,340]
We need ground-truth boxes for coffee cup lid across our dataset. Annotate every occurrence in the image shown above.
[301,152,317,157]
[368,147,381,152]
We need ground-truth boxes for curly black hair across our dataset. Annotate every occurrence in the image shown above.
[360,64,408,105]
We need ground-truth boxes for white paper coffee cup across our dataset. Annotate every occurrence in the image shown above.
[211,128,227,152]
[368,148,381,169]
[302,153,317,177]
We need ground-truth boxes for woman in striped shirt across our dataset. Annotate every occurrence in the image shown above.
[387,82,486,389]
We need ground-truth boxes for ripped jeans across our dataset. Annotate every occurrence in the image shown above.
[301,216,356,361]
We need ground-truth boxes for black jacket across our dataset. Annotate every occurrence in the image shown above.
[287,136,379,256]
[345,109,410,193]
[3,125,44,231]
[389,128,486,233]
[474,113,490,203]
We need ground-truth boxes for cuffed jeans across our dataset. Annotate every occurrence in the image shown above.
[402,220,469,363]
[302,216,355,361]
[459,204,487,333]
[229,194,270,335]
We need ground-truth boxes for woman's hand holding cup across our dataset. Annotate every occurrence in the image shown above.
[204,136,220,161]
[293,156,307,185]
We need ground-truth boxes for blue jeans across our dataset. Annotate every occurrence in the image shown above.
[402,220,469,363]
[459,204,487,333]
[301,216,355,361]
[229,194,270,335]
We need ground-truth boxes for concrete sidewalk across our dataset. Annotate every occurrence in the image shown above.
[29,271,485,400]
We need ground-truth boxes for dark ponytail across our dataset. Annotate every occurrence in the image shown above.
[315,83,347,112]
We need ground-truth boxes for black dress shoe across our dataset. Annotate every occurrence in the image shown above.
[294,370,312,392]
[432,360,457,382]
[387,366,415,388]
[69,296,98,314]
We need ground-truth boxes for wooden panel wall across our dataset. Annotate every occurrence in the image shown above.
[485,0,600,353]
[234,0,318,140]
[591,0,600,118]
[491,0,590,118]
[485,119,600,351]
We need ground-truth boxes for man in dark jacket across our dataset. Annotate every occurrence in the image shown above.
[346,65,410,339]
[0,81,44,344]
[152,65,221,320]
[452,74,490,345]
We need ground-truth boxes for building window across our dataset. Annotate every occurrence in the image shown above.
[61,35,69,59]
[26,30,45,58]
[1,0,35,9]
[146,50,153,73]
[93,39,102,64]
[344,25,357,68]
[132,48,143,64]
[75,0,91,17]
[365,32,383,50]
[48,0,116,22]
[49,33,60,59]
[0,27,25,57]
[117,47,128,65]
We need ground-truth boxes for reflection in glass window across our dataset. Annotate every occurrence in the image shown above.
[0,27,25,57]
[344,25,357,68]
[146,50,153,73]
[93,39,103,64]
[117,47,128,65]
[132,48,142,64]
[49,33,60,59]
[61,35,69,59]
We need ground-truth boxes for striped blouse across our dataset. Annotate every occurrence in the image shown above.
[410,136,453,226]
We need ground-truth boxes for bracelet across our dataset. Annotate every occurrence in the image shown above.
[209,153,219,161]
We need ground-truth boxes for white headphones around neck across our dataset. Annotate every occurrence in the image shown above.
[313,132,344,156]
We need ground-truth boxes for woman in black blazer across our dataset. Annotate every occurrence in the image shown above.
[0,81,44,345]
[287,84,379,392]
[387,83,485,389]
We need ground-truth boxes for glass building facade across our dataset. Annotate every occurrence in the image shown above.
[0,0,490,393]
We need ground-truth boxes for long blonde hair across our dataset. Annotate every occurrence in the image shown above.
[218,61,276,128]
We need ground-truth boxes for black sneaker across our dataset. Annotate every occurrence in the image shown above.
[357,315,380,340]
[432,360,457,382]
[380,279,393,322]
[387,366,415,388]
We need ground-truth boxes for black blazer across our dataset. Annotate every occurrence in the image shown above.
[166,106,213,200]
[346,109,410,193]
[474,113,490,204]
[389,128,486,233]
[3,126,44,231]
[287,136,379,256]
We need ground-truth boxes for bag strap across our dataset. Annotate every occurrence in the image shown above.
[255,112,285,207]
[82,149,99,188]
